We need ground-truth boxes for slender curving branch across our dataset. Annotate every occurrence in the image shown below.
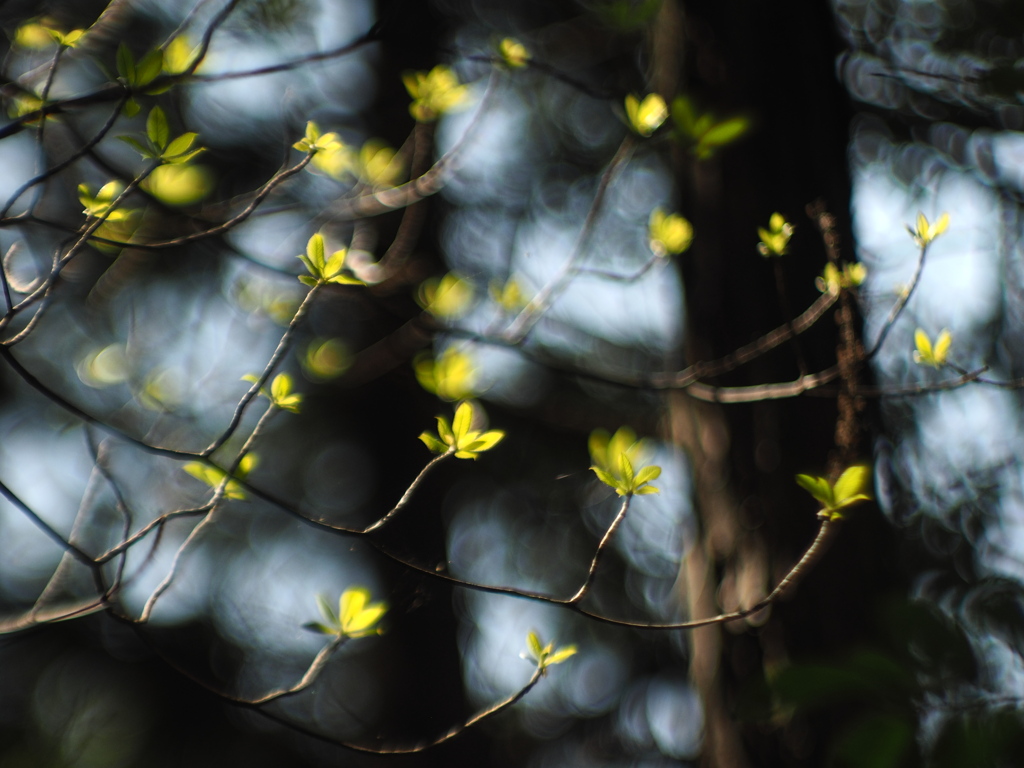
[568,495,631,603]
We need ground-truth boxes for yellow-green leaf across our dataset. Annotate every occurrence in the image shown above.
[625,93,668,137]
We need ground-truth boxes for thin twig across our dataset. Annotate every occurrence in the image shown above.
[363,450,454,533]
[866,241,928,358]
[203,284,320,456]
[502,136,634,342]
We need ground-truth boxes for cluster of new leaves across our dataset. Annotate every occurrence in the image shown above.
[119,106,204,164]
[521,631,577,675]
[671,94,750,159]
[795,465,874,522]
[183,454,258,501]
[297,233,364,287]
[589,427,661,496]
[913,329,953,368]
[78,182,132,222]
[415,348,477,401]
[649,209,694,257]
[305,587,387,639]
[908,211,950,247]
[403,65,470,122]
[624,93,669,136]
[419,401,505,460]
[816,261,867,294]
[241,373,303,413]
[757,212,795,257]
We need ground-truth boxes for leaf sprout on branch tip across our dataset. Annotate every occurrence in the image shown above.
[499,38,530,68]
[297,233,364,287]
[795,464,873,522]
[414,348,478,401]
[908,212,950,247]
[624,93,668,137]
[521,631,577,674]
[118,106,204,165]
[419,400,504,460]
[816,261,867,294]
[13,19,84,50]
[78,182,133,221]
[757,212,794,257]
[304,587,387,638]
[913,328,952,369]
[589,426,661,496]
[293,121,344,156]
[671,94,750,159]
[402,65,470,122]
[183,454,258,501]
[241,373,303,413]
[648,208,693,257]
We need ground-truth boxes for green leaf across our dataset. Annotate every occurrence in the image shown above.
[183,462,219,487]
[671,95,697,135]
[164,148,204,165]
[147,107,170,151]
[338,586,386,637]
[302,621,336,635]
[340,587,368,628]
[527,631,543,659]
[419,432,447,453]
[618,452,635,490]
[545,645,577,665]
[164,132,198,158]
[316,593,338,626]
[452,401,473,438]
[634,464,661,486]
[239,455,257,478]
[136,48,164,87]
[345,602,386,633]
[116,43,135,83]
[698,116,750,148]
[306,233,325,271]
[795,474,834,507]
[270,373,290,401]
[122,98,141,118]
[634,485,660,495]
[591,466,619,489]
[833,464,873,507]
[117,135,158,159]
[436,415,454,445]
[464,430,503,453]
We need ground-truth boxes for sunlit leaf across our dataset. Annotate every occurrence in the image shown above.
[417,273,474,319]
[499,38,530,68]
[908,212,950,247]
[756,212,794,257]
[420,401,504,460]
[136,48,164,87]
[403,65,470,122]
[913,328,952,368]
[116,43,135,83]
[648,208,693,257]
[796,464,873,521]
[143,164,212,206]
[589,426,660,496]
[414,348,478,401]
[624,93,668,137]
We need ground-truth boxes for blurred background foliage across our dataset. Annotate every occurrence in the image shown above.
[2,0,1024,766]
